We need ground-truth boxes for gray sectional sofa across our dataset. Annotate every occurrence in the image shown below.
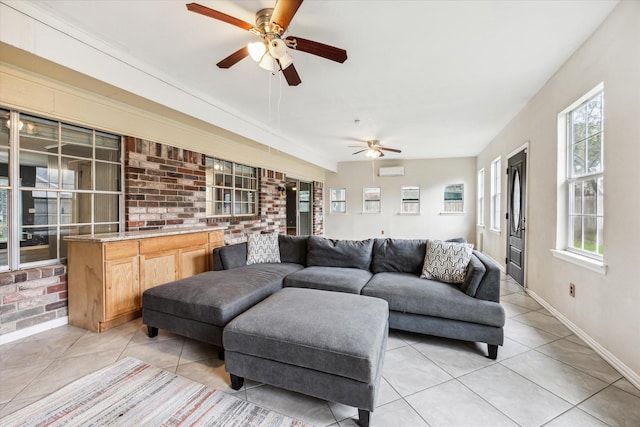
[143,234,505,359]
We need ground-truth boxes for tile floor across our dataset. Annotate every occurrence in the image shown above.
[1,275,639,426]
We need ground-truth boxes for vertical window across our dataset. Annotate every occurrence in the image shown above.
[363,187,380,213]
[330,188,346,213]
[400,186,420,214]
[477,169,485,226]
[205,158,257,216]
[1,108,123,271]
[490,157,501,230]
[443,184,464,213]
[567,91,604,257]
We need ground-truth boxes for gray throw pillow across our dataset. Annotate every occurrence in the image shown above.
[421,239,473,284]
[460,255,486,297]
[246,233,281,265]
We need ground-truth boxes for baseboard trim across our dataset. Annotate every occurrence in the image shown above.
[526,289,640,390]
[0,316,69,346]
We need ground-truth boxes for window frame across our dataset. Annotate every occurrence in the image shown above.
[362,187,381,214]
[205,157,258,217]
[490,157,501,231]
[566,90,604,259]
[1,108,124,272]
[329,188,347,214]
[477,169,485,226]
[400,186,420,215]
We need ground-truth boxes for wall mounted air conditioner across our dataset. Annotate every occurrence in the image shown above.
[378,166,405,177]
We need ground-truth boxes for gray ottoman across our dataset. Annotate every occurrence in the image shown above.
[223,287,388,427]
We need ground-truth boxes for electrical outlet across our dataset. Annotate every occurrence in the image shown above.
[569,283,576,298]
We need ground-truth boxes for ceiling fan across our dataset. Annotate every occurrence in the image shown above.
[186,0,347,86]
[350,140,402,158]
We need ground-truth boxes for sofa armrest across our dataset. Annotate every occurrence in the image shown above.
[471,250,501,303]
[212,242,247,270]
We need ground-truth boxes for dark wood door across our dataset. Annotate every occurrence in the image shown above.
[506,149,527,286]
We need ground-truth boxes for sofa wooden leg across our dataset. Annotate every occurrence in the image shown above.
[217,347,225,361]
[147,326,158,338]
[488,344,498,360]
[230,374,244,390]
[357,409,370,427]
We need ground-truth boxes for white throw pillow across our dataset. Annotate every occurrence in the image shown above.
[420,239,473,284]
[246,233,281,265]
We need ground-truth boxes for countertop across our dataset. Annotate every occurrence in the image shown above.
[63,226,226,243]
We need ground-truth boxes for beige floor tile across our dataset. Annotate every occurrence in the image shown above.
[382,346,452,396]
[411,336,495,378]
[338,399,429,427]
[118,338,184,369]
[406,379,518,427]
[179,338,221,363]
[613,378,640,398]
[175,357,234,393]
[0,395,43,418]
[459,364,572,427]
[536,338,622,384]
[544,407,610,427]
[501,350,608,404]
[0,334,80,369]
[501,293,542,311]
[0,361,50,404]
[246,384,337,427]
[579,385,640,427]
[504,318,562,348]
[502,301,533,317]
[13,349,121,400]
[511,311,573,337]
[494,337,531,362]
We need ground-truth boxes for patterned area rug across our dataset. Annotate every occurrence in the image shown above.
[1,357,309,427]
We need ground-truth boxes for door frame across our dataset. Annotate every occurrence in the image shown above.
[506,141,530,288]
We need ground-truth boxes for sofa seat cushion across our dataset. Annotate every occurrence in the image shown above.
[142,263,303,326]
[283,266,373,294]
[362,272,505,327]
[223,288,389,383]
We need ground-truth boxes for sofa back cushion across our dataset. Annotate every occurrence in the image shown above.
[371,238,426,275]
[278,235,308,265]
[213,242,248,270]
[307,236,374,270]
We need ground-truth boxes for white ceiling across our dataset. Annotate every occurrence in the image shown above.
[5,0,618,170]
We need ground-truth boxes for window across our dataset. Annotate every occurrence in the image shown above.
[363,187,380,213]
[477,169,485,225]
[205,158,257,216]
[1,108,123,271]
[490,157,501,230]
[443,184,464,213]
[567,90,604,257]
[330,188,346,213]
[400,186,420,214]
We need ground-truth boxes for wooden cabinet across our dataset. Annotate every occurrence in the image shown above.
[67,228,225,332]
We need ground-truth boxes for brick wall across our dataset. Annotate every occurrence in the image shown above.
[0,265,67,335]
[125,137,206,231]
[313,181,324,235]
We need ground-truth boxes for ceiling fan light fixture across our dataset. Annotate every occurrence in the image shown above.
[268,38,287,59]
[278,52,294,69]
[258,54,279,72]
[248,41,267,61]
[366,149,381,158]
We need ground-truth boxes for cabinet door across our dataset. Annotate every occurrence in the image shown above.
[140,250,179,293]
[105,256,139,320]
[180,245,208,278]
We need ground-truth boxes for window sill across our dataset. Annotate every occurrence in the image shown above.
[360,212,381,215]
[439,212,465,215]
[397,212,422,216]
[550,249,608,275]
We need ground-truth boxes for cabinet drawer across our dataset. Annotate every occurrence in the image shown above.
[104,240,138,260]
[139,233,207,254]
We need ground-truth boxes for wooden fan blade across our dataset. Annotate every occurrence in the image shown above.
[286,36,347,63]
[352,149,367,155]
[271,0,303,34]
[216,46,249,69]
[186,3,255,31]
[378,151,385,157]
[281,62,302,86]
[380,147,402,153]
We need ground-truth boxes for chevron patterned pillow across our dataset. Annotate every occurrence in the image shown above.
[420,239,473,284]
[246,232,281,265]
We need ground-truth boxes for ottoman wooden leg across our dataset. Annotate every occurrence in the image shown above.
[217,347,225,360]
[147,326,158,338]
[357,409,370,427]
[230,374,244,391]
[488,344,498,360]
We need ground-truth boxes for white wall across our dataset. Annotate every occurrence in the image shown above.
[477,1,640,384]
[324,158,477,242]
